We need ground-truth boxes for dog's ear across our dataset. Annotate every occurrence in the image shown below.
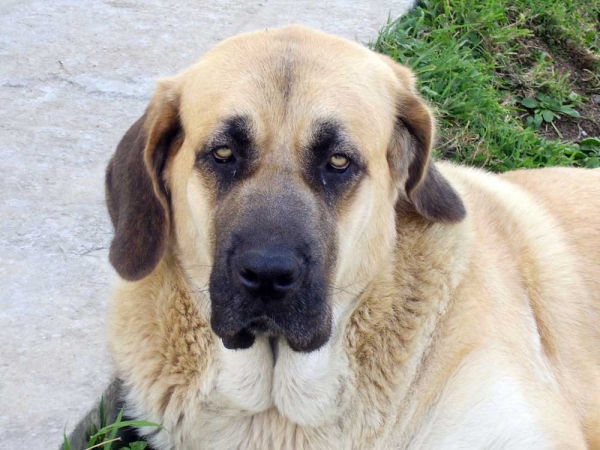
[381,56,465,223]
[105,80,183,281]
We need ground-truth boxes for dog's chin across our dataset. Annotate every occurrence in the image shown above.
[216,316,331,353]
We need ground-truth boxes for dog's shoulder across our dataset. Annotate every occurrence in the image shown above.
[397,162,599,447]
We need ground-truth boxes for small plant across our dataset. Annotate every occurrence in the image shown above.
[567,137,600,168]
[520,92,581,135]
[63,397,161,449]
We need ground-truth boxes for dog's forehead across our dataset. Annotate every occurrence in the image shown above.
[177,26,398,154]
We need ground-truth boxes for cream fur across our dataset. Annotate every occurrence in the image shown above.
[108,26,600,449]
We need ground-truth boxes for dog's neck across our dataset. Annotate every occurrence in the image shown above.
[341,212,472,434]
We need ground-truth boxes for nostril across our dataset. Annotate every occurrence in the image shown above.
[273,273,297,290]
[239,268,260,289]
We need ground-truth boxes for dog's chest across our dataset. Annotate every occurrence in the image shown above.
[155,337,354,449]
[181,407,344,450]
[212,337,351,422]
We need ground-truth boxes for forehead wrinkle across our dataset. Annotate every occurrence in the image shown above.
[252,105,295,170]
[274,48,296,107]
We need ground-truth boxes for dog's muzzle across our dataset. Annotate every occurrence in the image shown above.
[209,239,332,352]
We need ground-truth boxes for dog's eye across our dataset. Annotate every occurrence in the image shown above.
[328,154,350,172]
[212,147,234,163]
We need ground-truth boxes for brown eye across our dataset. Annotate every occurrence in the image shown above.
[213,147,233,162]
[328,154,350,171]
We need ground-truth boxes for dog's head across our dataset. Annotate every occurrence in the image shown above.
[105,26,465,353]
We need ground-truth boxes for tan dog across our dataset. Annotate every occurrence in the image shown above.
[105,25,600,449]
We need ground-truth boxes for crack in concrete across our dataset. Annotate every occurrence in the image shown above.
[2,73,152,100]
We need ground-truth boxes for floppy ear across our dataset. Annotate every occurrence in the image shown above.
[105,80,183,281]
[382,57,466,223]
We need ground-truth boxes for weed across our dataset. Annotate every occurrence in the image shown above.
[520,92,581,136]
[63,397,161,450]
[571,137,600,168]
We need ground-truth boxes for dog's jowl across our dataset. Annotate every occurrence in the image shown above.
[105,25,600,449]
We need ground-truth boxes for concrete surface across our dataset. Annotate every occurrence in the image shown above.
[0,0,414,447]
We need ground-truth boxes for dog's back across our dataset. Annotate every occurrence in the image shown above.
[504,168,600,446]
[502,167,600,356]
[501,167,600,302]
[424,165,600,448]
[506,168,600,448]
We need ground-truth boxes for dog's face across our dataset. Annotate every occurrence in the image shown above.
[106,26,464,352]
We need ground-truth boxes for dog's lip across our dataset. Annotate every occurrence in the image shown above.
[216,315,281,340]
[285,331,330,352]
[214,315,330,352]
[246,316,283,335]
[220,328,256,350]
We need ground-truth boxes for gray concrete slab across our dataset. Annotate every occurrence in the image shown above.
[0,1,414,447]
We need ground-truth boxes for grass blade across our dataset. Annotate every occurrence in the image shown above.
[63,429,71,450]
[104,407,124,450]
[93,420,163,437]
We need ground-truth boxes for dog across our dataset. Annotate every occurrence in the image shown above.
[105,25,600,449]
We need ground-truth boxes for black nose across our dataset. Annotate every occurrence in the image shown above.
[236,249,301,299]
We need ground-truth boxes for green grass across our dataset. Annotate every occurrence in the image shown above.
[374,0,600,170]
[513,0,600,69]
[63,397,160,450]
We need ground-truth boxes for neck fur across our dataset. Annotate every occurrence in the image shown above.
[343,212,471,436]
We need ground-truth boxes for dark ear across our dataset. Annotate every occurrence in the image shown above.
[105,81,182,281]
[382,56,466,223]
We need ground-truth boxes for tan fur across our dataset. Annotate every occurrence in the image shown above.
[108,26,600,449]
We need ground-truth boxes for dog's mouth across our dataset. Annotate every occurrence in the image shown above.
[219,316,279,350]
[216,313,331,353]
[247,316,282,336]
